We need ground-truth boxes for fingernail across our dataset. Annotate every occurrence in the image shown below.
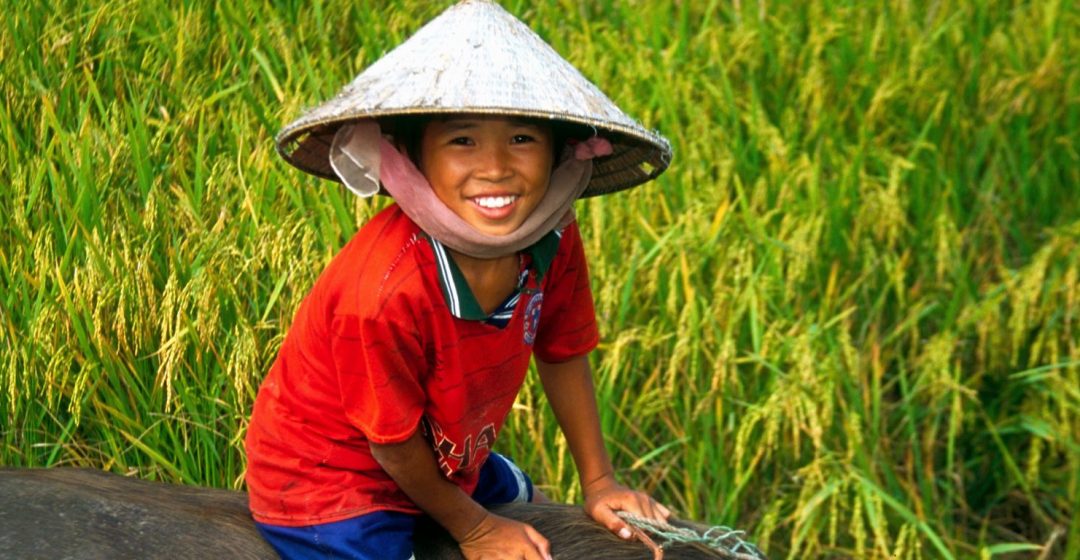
[619,527,632,539]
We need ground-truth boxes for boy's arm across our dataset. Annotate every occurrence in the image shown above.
[369,430,551,560]
[535,354,671,539]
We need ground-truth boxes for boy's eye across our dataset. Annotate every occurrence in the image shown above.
[449,136,474,146]
[511,134,535,144]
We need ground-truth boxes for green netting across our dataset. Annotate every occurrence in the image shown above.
[618,511,768,559]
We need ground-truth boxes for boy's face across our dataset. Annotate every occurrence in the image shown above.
[418,116,554,237]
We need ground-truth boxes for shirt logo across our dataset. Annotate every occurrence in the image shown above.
[426,418,495,476]
[523,291,543,346]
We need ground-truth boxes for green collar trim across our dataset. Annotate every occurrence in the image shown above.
[425,229,562,320]
[529,228,561,281]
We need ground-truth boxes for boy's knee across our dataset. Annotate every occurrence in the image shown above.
[472,452,534,506]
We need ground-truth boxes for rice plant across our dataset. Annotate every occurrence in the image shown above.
[1,1,1077,557]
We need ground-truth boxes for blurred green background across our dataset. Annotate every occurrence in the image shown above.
[1,1,1077,557]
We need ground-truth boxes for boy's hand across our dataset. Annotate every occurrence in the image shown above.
[459,512,552,560]
[582,475,671,540]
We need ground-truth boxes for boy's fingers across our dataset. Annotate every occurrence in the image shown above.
[639,496,659,521]
[525,525,552,560]
[596,506,634,540]
[623,493,659,523]
[635,494,671,523]
[648,498,669,522]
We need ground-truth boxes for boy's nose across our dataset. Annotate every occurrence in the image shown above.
[475,145,513,181]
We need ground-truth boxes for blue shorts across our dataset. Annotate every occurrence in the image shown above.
[255,452,534,560]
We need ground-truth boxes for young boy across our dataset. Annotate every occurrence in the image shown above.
[245,2,672,558]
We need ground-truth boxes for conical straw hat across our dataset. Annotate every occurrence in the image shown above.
[276,0,671,197]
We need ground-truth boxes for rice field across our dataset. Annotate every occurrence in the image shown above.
[2,0,1078,557]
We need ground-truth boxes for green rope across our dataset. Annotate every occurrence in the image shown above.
[616,511,768,560]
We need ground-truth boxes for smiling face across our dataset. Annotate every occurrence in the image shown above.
[416,116,554,236]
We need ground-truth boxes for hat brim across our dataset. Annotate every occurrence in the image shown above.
[276,108,671,198]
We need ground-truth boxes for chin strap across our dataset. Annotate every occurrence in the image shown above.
[330,121,592,259]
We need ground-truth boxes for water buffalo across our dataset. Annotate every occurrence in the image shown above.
[0,468,757,559]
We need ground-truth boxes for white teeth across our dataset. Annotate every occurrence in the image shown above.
[475,196,517,209]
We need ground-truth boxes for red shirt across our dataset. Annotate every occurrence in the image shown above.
[245,205,598,525]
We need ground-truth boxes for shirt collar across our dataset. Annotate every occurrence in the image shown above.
[425,229,562,320]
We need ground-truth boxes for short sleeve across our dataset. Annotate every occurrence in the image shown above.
[331,307,427,444]
[533,223,600,363]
